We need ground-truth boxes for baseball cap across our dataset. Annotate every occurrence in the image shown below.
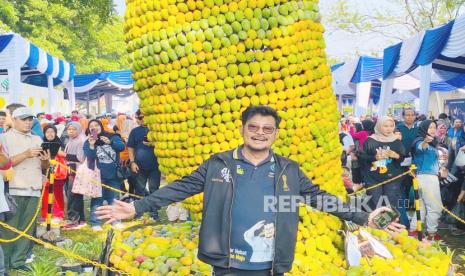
[12,107,34,119]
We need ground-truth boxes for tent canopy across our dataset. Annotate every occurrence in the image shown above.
[73,69,134,101]
[0,34,75,84]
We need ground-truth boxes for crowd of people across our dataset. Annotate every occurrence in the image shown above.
[0,104,163,272]
[340,109,465,241]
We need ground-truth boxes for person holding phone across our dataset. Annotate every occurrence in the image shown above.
[40,125,67,224]
[359,116,406,210]
[62,121,87,229]
[83,119,125,231]
[409,120,443,240]
[0,107,49,271]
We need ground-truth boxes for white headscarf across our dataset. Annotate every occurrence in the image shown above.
[370,116,398,143]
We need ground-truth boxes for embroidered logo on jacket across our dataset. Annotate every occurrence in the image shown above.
[282,175,289,191]
[221,167,232,183]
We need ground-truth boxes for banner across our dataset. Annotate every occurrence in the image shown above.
[445,99,465,121]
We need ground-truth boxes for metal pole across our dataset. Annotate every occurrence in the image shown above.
[46,164,55,232]
[411,165,423,241]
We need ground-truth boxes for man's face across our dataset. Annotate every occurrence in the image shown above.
[72,111,78,116]
[240,114,278,152]
[136,115,145,126]
[0,116,6,127]
[37,114,45,121]
[455,119,462,129]
[403,110,416,125]
[14,117,33,133]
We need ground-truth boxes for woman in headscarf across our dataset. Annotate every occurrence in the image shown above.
[349,119,376,188]
[435,119,450,149]
[40,125,67,223]
[409,120,442,241]
[359,116,405,210]
[83,119,125,231]
[62,121,86,229]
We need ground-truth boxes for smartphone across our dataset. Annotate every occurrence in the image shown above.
[41,142,50,152]
[373,208,400,229]
[90,129,98,139]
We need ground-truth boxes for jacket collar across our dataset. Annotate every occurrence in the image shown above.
[217,145,288,169]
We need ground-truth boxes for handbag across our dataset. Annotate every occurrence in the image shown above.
[455,150,465,167]
[439,172,458,187]
[71,158,102,198]
[99,145,131,181]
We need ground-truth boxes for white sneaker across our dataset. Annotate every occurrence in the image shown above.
[112,222,125,230]
[91,226,103,232]
[25,254,35,264]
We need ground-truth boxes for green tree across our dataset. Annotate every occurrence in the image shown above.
[0,0,127,73]
[324,0,465,41]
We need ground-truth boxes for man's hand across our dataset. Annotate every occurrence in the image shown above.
[130,162,140,173]
[100,136,111,145]
[458,191,465,203]
[368,207,405,232]
[26,148,43,158]
[38,149,50,161]
[95,200,136,224]
[460,145,465,152]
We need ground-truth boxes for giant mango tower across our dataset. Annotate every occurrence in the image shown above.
[118,0,453,274]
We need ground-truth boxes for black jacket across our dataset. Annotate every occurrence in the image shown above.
[134,147,369,274]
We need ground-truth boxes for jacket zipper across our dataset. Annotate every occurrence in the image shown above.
[219,158,235,268]
[271,161,289,275]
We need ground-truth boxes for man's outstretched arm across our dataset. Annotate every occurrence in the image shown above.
[96,159,209,223]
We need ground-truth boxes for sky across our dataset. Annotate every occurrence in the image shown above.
[113,0,403,63]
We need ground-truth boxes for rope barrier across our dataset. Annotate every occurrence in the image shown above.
[56,162,144,200]
[347,169,413,197]
[0,181,45,243]
[0,219,129,275]
[422,185,465,226]
[46,164,55,232]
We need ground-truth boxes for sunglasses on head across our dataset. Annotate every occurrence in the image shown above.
[247,123,276,134]
[136,116,144,120]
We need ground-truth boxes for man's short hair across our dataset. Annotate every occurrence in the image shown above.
[402,108,415,116]
[135,109,142,117]
[72,110,79,114]
[6,103,26,113]
[241,105,281,128]
[438,113,448,120]
[36,112,45,117]
[0,111,6,117]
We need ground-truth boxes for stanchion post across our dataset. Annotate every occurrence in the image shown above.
[410,165,423,241]
[46,163,56,232]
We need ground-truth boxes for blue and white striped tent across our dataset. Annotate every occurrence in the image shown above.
[0,33,75,111]
[379,15,465,115]
[74,69,134,100]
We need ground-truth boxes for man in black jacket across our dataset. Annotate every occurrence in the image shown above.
[97,105,403,275]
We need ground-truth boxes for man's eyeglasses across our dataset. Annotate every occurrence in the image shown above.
[247,123,276,134]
